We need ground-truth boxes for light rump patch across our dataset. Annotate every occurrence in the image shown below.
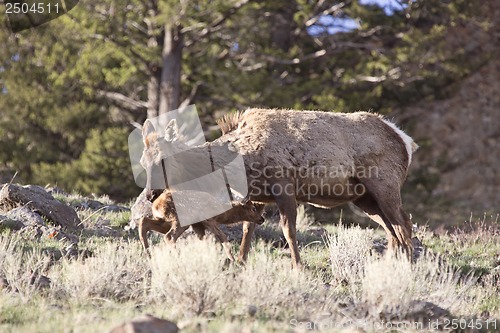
[381,119,418,168]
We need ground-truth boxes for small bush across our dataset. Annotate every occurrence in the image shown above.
[327,224,375,285]
[236,242,323,319]
[358,252,480,320]
[49,241,147,301]
[149,238,232,316]
[0,233,50,301]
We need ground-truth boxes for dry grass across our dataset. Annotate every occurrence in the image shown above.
[0,210,498,332]
[359,253,480,318]
[150,239,325,319]
[328,223,375,285]
[323,225,489,330]
[49,241,148,302]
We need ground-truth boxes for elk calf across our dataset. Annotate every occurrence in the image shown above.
[139,189,264,262]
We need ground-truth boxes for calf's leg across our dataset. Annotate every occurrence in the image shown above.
[203,220,235,262]
[237,221,256,263]
[139,217,171,251]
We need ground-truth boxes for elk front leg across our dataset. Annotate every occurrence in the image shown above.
[204,220,235,262]
[163,220,189,245]
[237,221,256,263]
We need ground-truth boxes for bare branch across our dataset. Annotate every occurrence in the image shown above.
[97,90,148,111]
[257,49,328,65]
[232,40,383,72]
[179,82,202,108]
[348,67,402,84]
[305,2,347,27]
[186,0,252,42]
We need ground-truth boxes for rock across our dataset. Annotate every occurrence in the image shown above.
[102,205,130,213]
[42,243,92,262]
[29,272,51,290]
[408,43,500,214]
[0,184,80,229]
[246,305,258,317]
[19,224,44,240]
[0,275,9,290]
[62,242,80,259]
[5,206,46,227]
[74,199,130,213]
[0,215,25,231]
[309,226,328,238]
[230,304,258,319]
[411,236,425,260]
[45,185,70,197]
[404,300,452,320]
[19,224,78,244]
[109,314,178,333]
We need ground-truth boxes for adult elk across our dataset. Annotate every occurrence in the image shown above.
[141,109,418,268]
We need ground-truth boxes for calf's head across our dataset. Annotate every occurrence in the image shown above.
[231,200,265,224]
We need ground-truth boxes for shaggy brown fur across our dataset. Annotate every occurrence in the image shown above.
[216,111,245,135]
[139,189,264,262]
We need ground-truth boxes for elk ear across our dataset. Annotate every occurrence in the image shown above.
[164,119,179,142]
[142,119,156,145]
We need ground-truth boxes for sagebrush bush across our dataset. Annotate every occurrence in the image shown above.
[358,252,480,319]
[0,233,50,302]
[49,241,148,301]
[149,238,233,317]
[150,239,325,319]
[327,224,375,285]
[236,242,324,318]
[296,205,315,231]
[1,218,495,332]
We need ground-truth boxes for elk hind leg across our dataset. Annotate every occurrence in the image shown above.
[355,182,413,256]
[273,185,300,269]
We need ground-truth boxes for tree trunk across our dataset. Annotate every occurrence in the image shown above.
[146,13,161,119]
[158,24,183,115]
[147,61,161,119]
[271,1,297,52]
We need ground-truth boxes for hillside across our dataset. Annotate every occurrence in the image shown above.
[400,1,499,222]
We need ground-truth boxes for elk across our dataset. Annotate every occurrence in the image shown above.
[139,189,265,262]
[141,109,418,268]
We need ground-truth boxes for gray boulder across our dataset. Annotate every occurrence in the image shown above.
[0,214,24,231]
[109,314,178,333]
[0,184,80,229]
[5,206,46,227]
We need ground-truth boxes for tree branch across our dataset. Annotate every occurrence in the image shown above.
[179,82,202,108]
[184,0,252,42]
[305,2,347,27]
[97,90,148,112]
